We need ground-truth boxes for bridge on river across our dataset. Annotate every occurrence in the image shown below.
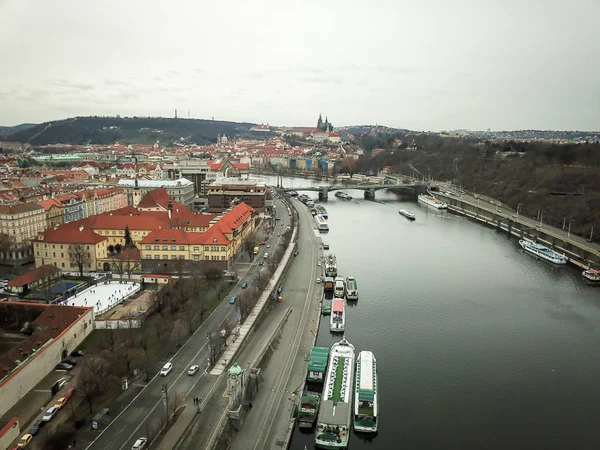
[281,182,429,200]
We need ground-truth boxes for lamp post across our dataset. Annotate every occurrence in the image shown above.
[516,203,524,218]
[568,219,575,238]
[539,210,546,228]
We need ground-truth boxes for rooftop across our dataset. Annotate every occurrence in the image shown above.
[117,178,193,188]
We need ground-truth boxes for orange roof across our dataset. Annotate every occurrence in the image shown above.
[332,299,344,313]
[36,198,63,211]
[140,228,192,245]
[36,225,106,244]
[217,202,254,232]
[7,264,60,287]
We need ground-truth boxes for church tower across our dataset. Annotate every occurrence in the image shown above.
[317,113,323,131]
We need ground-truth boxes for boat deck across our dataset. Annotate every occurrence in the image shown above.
[331,357,345,402]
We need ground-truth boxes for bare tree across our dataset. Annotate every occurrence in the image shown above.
[0,232,14,266]
[102,326,120,352]
[153,315,168,341]
[76,355,117,413]
[242,231,259,260]
[168,391,186,419]
[110,247,140,280]
[38,422,76,450]
[180,301,196,334]
[69,244,91,277]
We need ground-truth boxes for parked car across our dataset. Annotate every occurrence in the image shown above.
[229,295,236,304]
[160,363,172,376]
[131,437,148,449]
[61,359,77,366]
[54,396,69,410]
[277,285,283,293]
[294,251,298,256]
[55,362,73,371]
[28,420,45,436]
[258,260,264,265]
[64,387,76,399]
[241,282,248,289]
[316,278,322,284]
[188,365,199,376]
[42,406,58,422]
[267,243,271,248]
[260,241,267,245]
[70,350,85,357]
[17,434,32,448]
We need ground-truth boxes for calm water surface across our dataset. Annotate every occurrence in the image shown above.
[259,177,600,450]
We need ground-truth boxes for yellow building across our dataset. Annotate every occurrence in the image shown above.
[37,198,65,228]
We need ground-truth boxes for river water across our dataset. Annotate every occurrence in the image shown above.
[256,176,600,450]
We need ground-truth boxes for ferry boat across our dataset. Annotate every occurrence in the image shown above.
[315,338,355,449]
[345,277,358,300]
[325,254,338,277]
[299,394,321,428]
[307,346,330,384]
[399,209,416,220]
[316,205,329,219]
[330,299,345,332]
[335,191,352,200]
[519,239,568,265]
[582,269,600,284]
[334,276,345,298]
[324,277,335,291]
[417,194,448,209]
[315,215,329,233]
[354,351,378,433]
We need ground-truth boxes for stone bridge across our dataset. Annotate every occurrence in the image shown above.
[281,182,429,200]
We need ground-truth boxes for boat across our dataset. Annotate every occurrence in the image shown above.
[582,269,600,284]
[399,209,416,220]
[417,194,448,209]
[311,207,318,216]
[324,277,335,291]
[307,199,315,207]
[330,299,345,332]
[334,276,345,298]
[335,191,352,200]
[324,254,337,277]
[315,338,355,449]
[354,351,378,433]
[519,239,568,265]
[315,215,329,233]
[316,205,328,219]
[307,347,330,384]
[299,393,321,428]
[322,296,332,315]
[345,277,358,300]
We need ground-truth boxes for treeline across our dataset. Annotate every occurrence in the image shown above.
[353,134,600,240]
[5,116,253,146]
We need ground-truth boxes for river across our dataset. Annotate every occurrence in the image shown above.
[256,175,600,450]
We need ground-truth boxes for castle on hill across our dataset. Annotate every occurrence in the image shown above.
[317,114,333,132]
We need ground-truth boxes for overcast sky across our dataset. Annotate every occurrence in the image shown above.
[1,0,599,131]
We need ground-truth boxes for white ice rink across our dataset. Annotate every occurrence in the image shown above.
[61,281,141,315]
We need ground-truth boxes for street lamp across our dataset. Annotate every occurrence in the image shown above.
[539,210,546,228]
[567,219,575,238]
[516,203,524,218]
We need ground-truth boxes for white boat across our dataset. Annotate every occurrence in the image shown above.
[325,254,337,277]
[335,191,352,200]
[354,351,378,433]
[418,194,448,209]
[582,269,600,284]
[399,209,416,220]
[329,299,345,332]
[345,277,358,300]
[315,338,355,449]
[315,215,329,233]
[334,276,345,298]
[519,239,568,265]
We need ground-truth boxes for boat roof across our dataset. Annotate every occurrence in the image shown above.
[358,351,375,392]
[308,347,330,372]
[584,269,600,274]
[319,399,350,426]
[324,277,334,282]
[332,299,344,313]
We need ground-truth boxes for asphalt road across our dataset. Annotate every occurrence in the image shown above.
[86,199,290,450]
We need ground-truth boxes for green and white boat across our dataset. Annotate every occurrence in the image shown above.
[315,338,355,449]
[354,350,378,433]
[298,393,321,428]
[307,346,330,384]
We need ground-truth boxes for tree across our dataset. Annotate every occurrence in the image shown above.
[0,232,14,266]
[180,301,196,334]
[69,244,91,277]
[124,225,133,248]
[38,423,76,450]
[242,232,259,260]
[77,355,117,413]
[114,243,123,254]
[110,247,140,279]
[203,265,222,298]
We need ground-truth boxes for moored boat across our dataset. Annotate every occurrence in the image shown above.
[307,346,330,384]
[298,394,321,428]
[582,269,600,284]
[330,299,345,332]
[325,254,338,277]
[354,351,378,433]
[315,338,355,449]
[417,194,448,209]
[399,209,416,220]
[322,296,332,315]
[345,277,358,300]
[519,239,568,265]
[335,191,352,200]
[334,276,345,298]
[324,277,335,292]
[315,215,329,233]
[316,205,328,219]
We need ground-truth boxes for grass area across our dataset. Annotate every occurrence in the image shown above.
[331,357,345,402]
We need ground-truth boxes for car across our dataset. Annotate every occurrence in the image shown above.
[160,363,173,376]
[229,295,236,304]
[316,278,322,284]
[28,420,45,436]
[131,437,148,449]
[64,387,76,400]
[17,434,32,448]
[258,260,264,265]
[61,358,77,366]
[267,244,271,248]
[263,253,269,259]
[259,241,267,246]
[317,261,321,266]
[294,251,298,256]
[275,217,281,221]
[55,362,73,371]
[54,396,68,410]
[70,350,85,357]
[241,282,248,289]
[277,285,283,293]
[188,365,200,376]
[42,406,58,422]
[286,226,290,231]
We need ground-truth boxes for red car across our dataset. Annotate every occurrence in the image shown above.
[64,387,76,400]
[259,241,267,246]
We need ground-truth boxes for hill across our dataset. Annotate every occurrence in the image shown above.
[352,134,600,241]
[0,123,37,138]
[4,116,255,146]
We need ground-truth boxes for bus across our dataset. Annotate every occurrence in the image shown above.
[253,246,259,255]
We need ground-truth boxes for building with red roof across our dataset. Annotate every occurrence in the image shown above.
[6,264,61,295]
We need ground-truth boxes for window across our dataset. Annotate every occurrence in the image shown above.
[171,246,176,251]
[179,246,185,251]
[61,253,64,258]
[171,255,176,260]
[154,255,160,260]
[193,247,199,252]
[112,231,116,234]
[162,245,168,251]
[194,255,199,261]
[154,245,159,250]
[205,255,210,260]
[146,255,152,259]
[220,246,225,251]
[36,251,39,256]
[53,252,56,257]
[62,262,65,267]
[145,245,151,250]
[163,255,168,259]
[179,255,185,259]
[221,256,226,260]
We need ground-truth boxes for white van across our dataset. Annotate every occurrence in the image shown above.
[263,253,269,259]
